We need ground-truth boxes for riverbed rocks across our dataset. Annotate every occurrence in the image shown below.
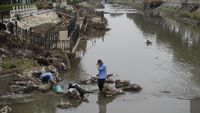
[0,106,12,113]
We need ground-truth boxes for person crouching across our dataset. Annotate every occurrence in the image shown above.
[40,71,57,85]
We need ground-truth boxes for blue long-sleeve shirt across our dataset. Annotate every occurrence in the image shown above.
[40,72,53,81]
[97,64,107,79]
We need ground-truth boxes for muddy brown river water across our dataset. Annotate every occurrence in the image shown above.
[1,4,200,113]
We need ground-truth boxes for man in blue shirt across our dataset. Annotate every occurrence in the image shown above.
[40,72,57,85]
[96,59,107,93]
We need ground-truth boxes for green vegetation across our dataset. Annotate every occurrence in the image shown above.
[67,0,84,5]
[0,4,22,11]
[129,2,143,10]
[108,0,143,10]
[157,6,177,14]
[179,11,200,20]
[108,0,133,4]
[0,4,13,11]
[1,58,39,73]
[34,2,53,9]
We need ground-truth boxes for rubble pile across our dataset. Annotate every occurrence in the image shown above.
[0,106,12,113]
[57,102,72,109]
[101,85,124,97]
[9,75,39,94]
[57,99,85,109]
[115,79,130,88]
[17,10,60,29]
[66,89,81,100]
[78,74,142,98]
[115,79,142,92]
[78,74,114,85]
[1,65,59,96]
[35,50,71,71]
[78,76,98,85]
[81,16,110,33]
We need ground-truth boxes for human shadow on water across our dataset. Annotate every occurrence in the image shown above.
[96,95,115,113]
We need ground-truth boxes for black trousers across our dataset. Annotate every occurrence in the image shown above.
[98,79,105,92]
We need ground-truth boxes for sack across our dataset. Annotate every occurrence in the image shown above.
[53,85,64,93]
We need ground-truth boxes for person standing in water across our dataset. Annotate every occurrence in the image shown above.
[96,59,107,94]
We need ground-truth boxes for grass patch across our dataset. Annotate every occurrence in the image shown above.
[157,6,177,14]
[180,11,200,20]
[0,4,12,11]
[130,2,143,10]
[108,0,143,10]
[1,58,39,73]
[67,0,84,5]
[0,4,21,11]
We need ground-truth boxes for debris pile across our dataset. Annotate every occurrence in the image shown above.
[78,74,114,85]
[35,50,71,71]
[57,99,86,109]
[115,79,130,88]
[101,85,124,97]
[57,102,72,109]
[66,88,81,100]
[121,83,142,92]
[0,106,12,113]
[115,79,142,92]
[81,16,110,33]
[78,76,98,85]
[1,65,60,97]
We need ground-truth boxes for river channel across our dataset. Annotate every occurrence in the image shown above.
[3,3,200,113]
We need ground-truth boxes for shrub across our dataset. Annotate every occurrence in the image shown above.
[1,58,39,72]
